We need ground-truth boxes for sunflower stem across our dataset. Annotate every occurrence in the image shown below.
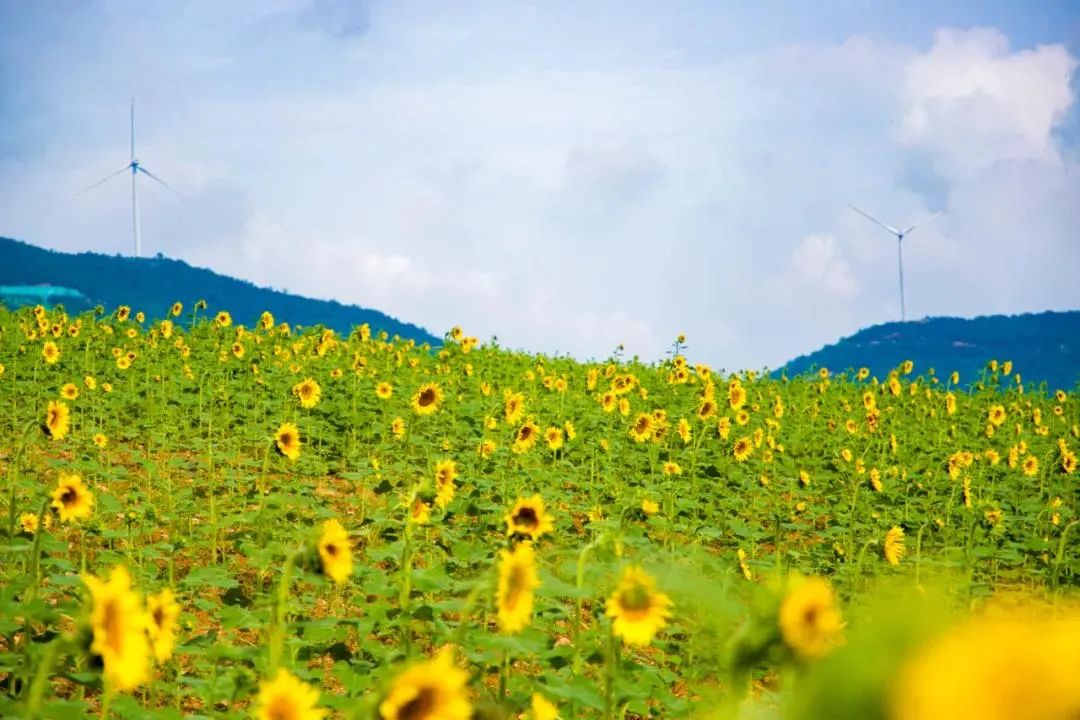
[267,548,301,672]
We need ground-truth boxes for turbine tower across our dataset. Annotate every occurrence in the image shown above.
[78,98,182,257]
[847,204,940,322]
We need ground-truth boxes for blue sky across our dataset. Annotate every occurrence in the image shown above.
[1,1,1078,369]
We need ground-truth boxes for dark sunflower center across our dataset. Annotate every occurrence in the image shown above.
[514,507,539,529]
[802,604,820,628]
[418,389,436,406]
[152,606,166,628]
[103,598,124,655]
[620,585,652,613]
[518,426,533,441]
[634,418,650,433]
[265,695,300,720]
[324,542,339,557]
[399,686,437,720]
[60,488,77,506]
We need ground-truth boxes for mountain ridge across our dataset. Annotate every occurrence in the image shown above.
[777,310,1080,391]
[0,236,440,345]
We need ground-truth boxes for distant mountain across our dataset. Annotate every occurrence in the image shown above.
[0,237,440,345]
[778,311,1080,391]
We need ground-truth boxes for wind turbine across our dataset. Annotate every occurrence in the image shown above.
[847,204,940,322]
[77,98,182,257]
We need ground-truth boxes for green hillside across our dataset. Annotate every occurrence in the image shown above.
[778,311,1080,391]
[0,237,440,345]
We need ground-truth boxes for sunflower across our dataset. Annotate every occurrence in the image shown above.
[214,311,232,328]
[379,647,472,720]
[988,405,1006,427]
[231,342,245,359]
[512,419,540,454]
[496,542,540,634]
[883,526,906,566]
[544,426,564,451]
[600,392,617,413]
[83,565,150,692]
[628,413,654,443]
[275,422,301,461]
[662,461,682,476]
[60,382,79,400]
[52,472,94,522]
[697,398,717,421]
[293,378,322,409]
[255,668,326,720]
[717,416,732,439]
[145,588,180,663]
[736,549,753,580]
[45,400,71,440]
[728,382,747,410]
[376,382,393,399]
[116,355,131,370]
[42,340,61,364]
[504,391,525,424]
[258,310,274,330]
[116,305,131,322]
[317,519,353,584]
[1022,455,1039,477]
[92,432,108,449]
[778,574,844,659]
[19,512,51,534]
[890,608,1080,720]
[605,566,673,647]
[410,498,431,525]
[641,499,660,516]
[391,417,406,439]
[506,495,554,540]
[945,393,957,415]
[732,437,753,462]
[412,382,443,415]
[169,301,183,317]
[434,459,457,508]
[528,693,560,720]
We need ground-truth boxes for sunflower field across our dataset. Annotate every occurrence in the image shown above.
[1,302,1078,720]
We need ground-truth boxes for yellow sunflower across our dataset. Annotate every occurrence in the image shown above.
[506,495,554,540]
[732,436,753,462]
[528,693,559,720]
[544,426,564,451]
[83,565,150,692]
[728,382,747,410]
[391,417,406,439]
[60,382,79,400]
[170,301,183,317]
[379,647,472,720]
[255,668,326,720]
[890,607,1080,720]
[317,519,353,584]
[412,382,444,415]
[605,566,673,647]
[44,400,71,440]
[628,413,653,443]
[883,526,906,566]
[376,382,393,399]
[434,459,457,508]
[988,405,1006,427]
[214,311,232,328]
[293,378,322,409]
[504,391,525,424]
[42,340,61,364]
[496,542,540,634]
[1023,455,1039,477]
[778,574,844,659]
[51,472,94,522]
[512,419,540,454]
[145,588,180,663]
[275,422,301,461]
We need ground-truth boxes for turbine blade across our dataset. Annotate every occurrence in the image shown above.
[76,164,132,195]
[847,204,901,236]
[900,212,942,236]
[137,166,184,199]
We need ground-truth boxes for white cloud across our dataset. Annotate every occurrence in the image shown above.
[791,234,858,297]
[0,6,1077,370]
